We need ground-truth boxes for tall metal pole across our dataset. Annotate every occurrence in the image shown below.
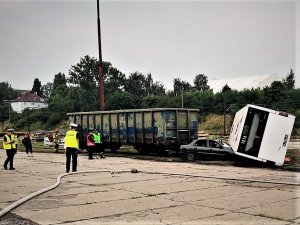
[97,0,105,111]
[223,102,226,136]
[8,102,10,128]
[181,84,184,108]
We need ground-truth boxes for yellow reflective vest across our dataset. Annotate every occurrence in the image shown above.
[93,132,101,144]
[3,134,13,150]
[65,130,79,149]
[11,134,18,148]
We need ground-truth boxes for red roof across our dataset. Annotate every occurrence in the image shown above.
[15,89,30,96]
[12,92,46,103]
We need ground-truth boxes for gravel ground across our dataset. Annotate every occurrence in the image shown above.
[0,212,39,225]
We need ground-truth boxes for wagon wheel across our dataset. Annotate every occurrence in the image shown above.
[186,152,196,161]
[137,147,145,154]
[110,147,117,153]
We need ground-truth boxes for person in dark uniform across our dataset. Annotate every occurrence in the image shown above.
[64,123,79,173]
[22,133,33,156]
[53,129,59,153]
[3,128,17,170]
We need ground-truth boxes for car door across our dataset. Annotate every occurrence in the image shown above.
[208,140,224,154]
[194,139,210,154]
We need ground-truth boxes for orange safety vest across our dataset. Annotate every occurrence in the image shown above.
[86,133,96,147]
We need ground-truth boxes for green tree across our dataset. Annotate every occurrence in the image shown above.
[53,72,67,91]
[48,72,70,117]
[283,69,295,89]
[68,55,99,111]
[151,81,165,96]
[0,82,18,129]
[41,82,53,99]
[262,81,287,110]
[103,61,126,94]
[0,82,18,102]
[31,78,43,96]
[193,74,210,91]
[124,72,146,96]
[68,55,99,88]
[123,72,148,108]
[173,78,191,96]
[190,91,215,115]
[106,91,135,110]
[222,84,231,92]
[144,74,165,96]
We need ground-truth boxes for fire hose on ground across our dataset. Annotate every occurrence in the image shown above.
[0,169,299,218]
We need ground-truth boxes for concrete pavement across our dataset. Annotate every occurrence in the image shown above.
[0,151,299,225]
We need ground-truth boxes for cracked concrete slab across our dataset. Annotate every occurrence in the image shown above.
[160,184,266,203]
[178,212,291,225]
[193,189,297,211]
[239,197,300,221]
[16,196,182,224]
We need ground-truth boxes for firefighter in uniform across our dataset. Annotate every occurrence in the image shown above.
[65,123,79,173]
[3,128,17,170]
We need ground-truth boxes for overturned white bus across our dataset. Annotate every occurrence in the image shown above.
[229,104,295,166]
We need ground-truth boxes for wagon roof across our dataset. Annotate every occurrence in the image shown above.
[67,108,200,115]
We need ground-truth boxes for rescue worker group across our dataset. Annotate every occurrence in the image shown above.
[2,123,105,173]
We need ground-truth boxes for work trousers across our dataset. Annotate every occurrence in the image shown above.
[66,147,78,173]
[26,146,33,154]
[4,149,16,168]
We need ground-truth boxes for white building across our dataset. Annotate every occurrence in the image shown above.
[11,92,48,113]
[207,74,282,93]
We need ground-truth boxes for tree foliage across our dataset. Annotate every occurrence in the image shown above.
[0,82,18,126]
[173,78,192,95]
[283,69,295,89]
[222,84,231,92]
[1,55,298,131]
[53,73,67,91]
[31,78,43,97]
[41,82,53,99]
[194,74,210,91]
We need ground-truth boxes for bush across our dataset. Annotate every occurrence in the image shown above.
[201,114,232,135]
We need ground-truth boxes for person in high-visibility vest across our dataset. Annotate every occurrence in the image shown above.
[93,128,105,159]
[11,130,18,154]
[3,128,17,170]
[86,130,96,160]
[64,123,79,173]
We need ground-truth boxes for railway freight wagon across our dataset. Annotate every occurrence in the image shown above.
[67,108,199,153]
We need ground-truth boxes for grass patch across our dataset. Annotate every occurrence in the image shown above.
[201,114,232,134]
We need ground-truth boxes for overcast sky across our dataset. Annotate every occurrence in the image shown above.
[0,0,299,90]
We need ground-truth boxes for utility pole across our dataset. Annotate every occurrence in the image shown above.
[223,102,226,136]
[97,0,105,111]
[8,102,10,128]
[181,84,184,108]
[3,100,11,128]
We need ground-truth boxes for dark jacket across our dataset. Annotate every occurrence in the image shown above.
[22,137,32,148]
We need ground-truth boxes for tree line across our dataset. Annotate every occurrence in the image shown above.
[0,55,299,131]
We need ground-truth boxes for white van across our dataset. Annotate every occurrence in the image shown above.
[229,104,295,166]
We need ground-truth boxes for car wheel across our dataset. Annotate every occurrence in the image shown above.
[186,152,195,161]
